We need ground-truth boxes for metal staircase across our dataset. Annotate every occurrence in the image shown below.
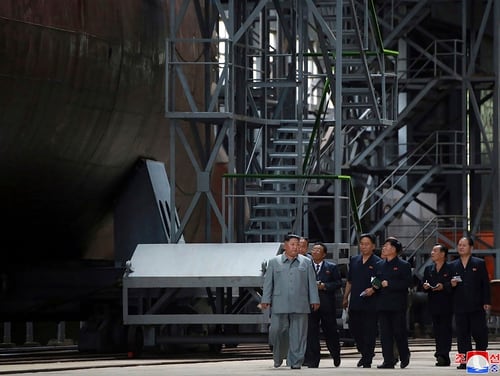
[343,1,470,244]
[164,0,496,269]
[354,130,464,243]
[239,0,399,242]
[308,0,398,126]
[244,123,314,242]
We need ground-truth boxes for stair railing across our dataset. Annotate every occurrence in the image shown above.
[395,215,467,267]
[357,130,463,220]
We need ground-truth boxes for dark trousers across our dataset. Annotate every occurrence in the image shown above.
[454,310,488,355]
[349,309,378,364]
[378,310,410,365]
[431,313,452,360]
[304,308,340,367]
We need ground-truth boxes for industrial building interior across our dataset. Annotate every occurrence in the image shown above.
[166,0,500,276]
[2,0,500,353]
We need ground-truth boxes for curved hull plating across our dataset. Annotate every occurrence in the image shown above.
[0,1,203,263]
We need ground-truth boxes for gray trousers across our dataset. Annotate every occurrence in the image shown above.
[269,313,308,367]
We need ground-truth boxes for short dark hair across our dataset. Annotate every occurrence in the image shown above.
[360,233,376,244]
[284,233,300,241]
[384,237,403,253]
[313,242,327,254]
[460,236,474,246]
[434,243,449,256]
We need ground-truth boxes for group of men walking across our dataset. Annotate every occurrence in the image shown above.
[261,233,491,370]
[423,237,491,369]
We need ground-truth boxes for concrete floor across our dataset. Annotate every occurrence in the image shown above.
[3,340,500,375]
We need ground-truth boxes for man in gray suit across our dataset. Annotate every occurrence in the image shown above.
[260,233,320,369]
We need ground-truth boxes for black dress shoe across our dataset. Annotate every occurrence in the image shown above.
[334,355,341,367]
[400,357,410,369]
[457,363,466,369]
[377,362,395,369]
[435,355,450,366]
[291,365,301,369]
[357,358,364,367]
[362,364,372,368]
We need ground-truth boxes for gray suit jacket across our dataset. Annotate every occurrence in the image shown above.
[261,253,320,313]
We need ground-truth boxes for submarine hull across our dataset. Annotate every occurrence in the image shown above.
[0,1,205,263]
[0,0,209,322]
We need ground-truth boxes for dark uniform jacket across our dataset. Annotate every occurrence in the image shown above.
[347,253,382,311]
[375,256,412,311]
[423,261,453,315]
[315,260,342,312]
[450,256,491,313]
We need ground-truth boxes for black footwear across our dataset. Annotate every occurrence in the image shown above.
[435,355,450,366]
[457,363,466,369]
[274,360,282,368]
[362,363,372,368]
[334,355,341,367]
[307,364,318,368]
[436,362,450,367]
[291,365,301,369]
[357,358,364,367]
[400,356,410,369]
[377,363,395,369]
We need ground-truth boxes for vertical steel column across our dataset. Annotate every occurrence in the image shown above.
[24,322,38,346]
[2,322,13,346]
[57,321,66,344]
[167,5,178,243]
[296,1,305,233]
[494,0,500,263]
[461,0,469,232]
[334,0,344,243]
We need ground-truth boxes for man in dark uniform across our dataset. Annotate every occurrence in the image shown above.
[450,236,491,370]
[422,243,453,366]
[343,233,382,368]
[375,237,412,369]
[304,242,342,368]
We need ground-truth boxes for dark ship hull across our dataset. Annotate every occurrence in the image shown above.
[0,1,206,324]
[1,1,192,262]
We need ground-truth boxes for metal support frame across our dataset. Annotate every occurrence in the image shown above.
[164,0,398,244]
[164,1,498,269]
[122,242,280,340]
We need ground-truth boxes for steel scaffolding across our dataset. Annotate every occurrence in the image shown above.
[165,0,499,266]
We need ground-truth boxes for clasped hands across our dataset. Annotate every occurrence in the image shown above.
[423,280,443,291]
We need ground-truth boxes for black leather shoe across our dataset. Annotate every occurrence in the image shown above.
[274,360,282,368]
[334,355,341,367]
[400,357,410,369]
[357,358,364,367]
[291,365,301,369]
[377,363,395,369]
[435,355,450,366]
[457,364,466,369]
[363,363,372,368]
